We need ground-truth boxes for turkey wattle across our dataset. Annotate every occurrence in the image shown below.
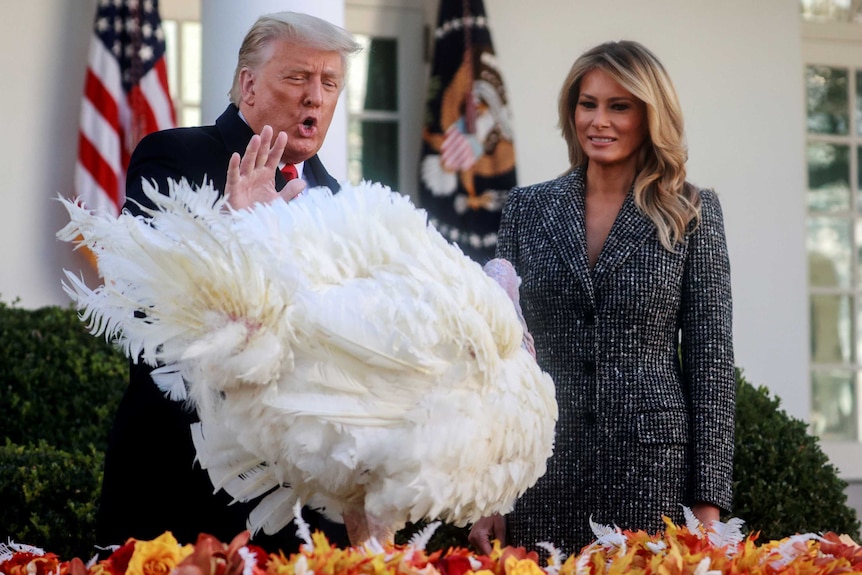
[58,179,557,544]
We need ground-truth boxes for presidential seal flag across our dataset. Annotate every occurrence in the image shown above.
[420,0,517,263]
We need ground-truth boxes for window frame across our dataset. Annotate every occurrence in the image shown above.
[804,19,862,478]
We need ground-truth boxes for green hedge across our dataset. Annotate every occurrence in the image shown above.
[0,300,127,452]
[733,370,860,541]
[0,441,103,559]
[0,301,859,556]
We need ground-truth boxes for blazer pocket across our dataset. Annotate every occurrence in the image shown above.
[636,410,690,444]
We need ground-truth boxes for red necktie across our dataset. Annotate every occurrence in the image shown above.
[281,164,298,181]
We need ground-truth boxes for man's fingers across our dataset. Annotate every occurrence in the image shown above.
[226,152,241,186]
[267,131,288,169]
[241,134,262,175]
[257,125,274,167]
[280,178,306,202]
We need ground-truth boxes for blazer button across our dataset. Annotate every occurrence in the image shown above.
[583,360,596,375]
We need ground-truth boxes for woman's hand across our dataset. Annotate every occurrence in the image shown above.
[225,125,305,209]
[483,258,535,358]
[468,514,506,555]
[692,502,721,529]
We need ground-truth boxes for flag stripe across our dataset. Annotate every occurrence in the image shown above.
[77,131,120,209]
[74,157,115,215]
[79,97,122,175]
[148,58,177,129]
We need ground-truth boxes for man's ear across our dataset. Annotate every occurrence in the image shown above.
[239,67,256,105]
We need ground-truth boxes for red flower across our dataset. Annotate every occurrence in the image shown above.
[0,553,62,575]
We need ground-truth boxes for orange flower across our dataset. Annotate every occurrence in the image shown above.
[125,532,194,575]
[0,552,62,575]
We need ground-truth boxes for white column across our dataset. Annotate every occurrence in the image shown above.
[201,0,348,181]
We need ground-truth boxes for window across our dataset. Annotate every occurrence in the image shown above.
[805,60,862,440]
[802,0,862,23]
[346,1,425,203]
[347,35,401,191]
[162,18,202,127]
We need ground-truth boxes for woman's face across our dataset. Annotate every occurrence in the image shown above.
[574,68,648,171]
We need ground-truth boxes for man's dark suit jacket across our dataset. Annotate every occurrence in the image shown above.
[96,104,349,551]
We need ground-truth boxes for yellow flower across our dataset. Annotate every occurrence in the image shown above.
[503,556,544,575]
[126,532,194,575]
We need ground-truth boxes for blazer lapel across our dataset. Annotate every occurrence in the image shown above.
[591,192,655,290]
[539,170,596,305]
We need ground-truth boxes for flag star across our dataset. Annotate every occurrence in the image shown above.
[96,17,110,32]
[154,26,164,41]
[142,22,152,38]
[99,0,111,6]
[125,44,135,58]
[143,0,154,13]
[139,45,154,62]
[113,0,122,7]
[112,41,122,56]
[128,0,139,10]
[125,17,139,33]
[114,19,123,34]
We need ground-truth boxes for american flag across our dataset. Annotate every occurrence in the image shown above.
[76,0,176,216]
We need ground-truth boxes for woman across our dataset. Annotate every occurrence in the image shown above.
[469,40,734,555]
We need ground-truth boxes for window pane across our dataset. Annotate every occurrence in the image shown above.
[807,142,850,211]
[347,36,398,113]
[808,217,852,288]
[347,35,371,114]
[363,38,398,111]
[801,0,862,23]
[163,20,178,100]
[182,107,201,129]
[857,70,862,136]
[181,21,202,104]
[806,65,849,135]
[348,118,399,189]
[811,369,858,440]
[811,293,851,362]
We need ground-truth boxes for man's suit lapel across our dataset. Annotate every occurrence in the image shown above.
[215,104,254,157]
[304,154,340,192]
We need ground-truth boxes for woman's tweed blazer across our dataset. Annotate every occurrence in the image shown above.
[497,167,734,554]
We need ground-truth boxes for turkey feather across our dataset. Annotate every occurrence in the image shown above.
[59,178,558,540]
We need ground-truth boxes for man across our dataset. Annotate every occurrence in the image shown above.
[96,11,361,552]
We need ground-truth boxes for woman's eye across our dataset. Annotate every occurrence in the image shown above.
[578,101,596,109]
[611,103,630,111]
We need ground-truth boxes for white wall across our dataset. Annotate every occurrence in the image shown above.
[0,0,101,308]
[0,0,808,422]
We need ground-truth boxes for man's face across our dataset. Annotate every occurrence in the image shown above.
[240,39,344,164]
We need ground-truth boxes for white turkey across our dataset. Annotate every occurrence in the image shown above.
[58,179,557,545]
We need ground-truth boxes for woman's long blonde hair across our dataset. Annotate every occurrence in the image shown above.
[558,40,700,250]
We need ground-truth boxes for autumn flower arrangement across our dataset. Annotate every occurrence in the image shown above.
[3,513,862,575]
